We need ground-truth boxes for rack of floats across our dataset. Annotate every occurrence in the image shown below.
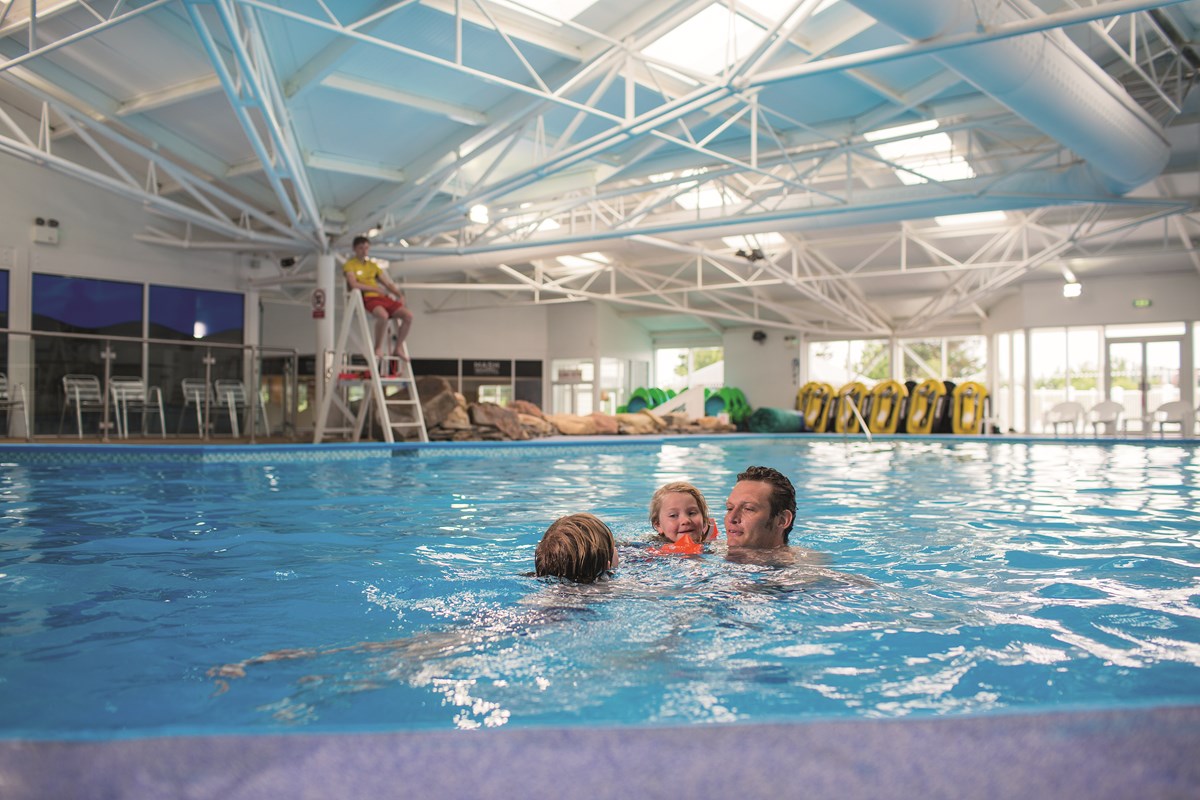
[619,379,990,436]
[781,378,991,435]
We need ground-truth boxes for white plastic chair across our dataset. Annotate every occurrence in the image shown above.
[1149,400,1194,437]
[177,378,211,435]
[58,374,106,438]
[1086,401,1124,436]
[0,372,31,440]
[1043,401,1085,435]
[214,379,270,438]
[109,376,166,439]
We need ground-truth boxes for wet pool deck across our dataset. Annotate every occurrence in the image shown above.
[2,705,1198,799]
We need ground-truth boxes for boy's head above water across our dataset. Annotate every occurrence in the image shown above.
[535,513,618,583]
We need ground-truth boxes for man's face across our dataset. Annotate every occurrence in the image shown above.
[724,480,789,549]
[353,241,370,260]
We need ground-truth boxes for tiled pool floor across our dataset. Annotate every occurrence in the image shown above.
[2,705,1197,799]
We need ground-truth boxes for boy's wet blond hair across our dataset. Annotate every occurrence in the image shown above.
[535,513,616,583]
[648,482,710,543]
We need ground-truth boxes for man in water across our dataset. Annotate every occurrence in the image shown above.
[724,465,796,551]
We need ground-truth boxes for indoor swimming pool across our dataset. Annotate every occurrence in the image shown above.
[1,436,1198,741]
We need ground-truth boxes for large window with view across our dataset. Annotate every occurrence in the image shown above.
[148,285,245,434]
[807,340,888,388]
[899,336,985,385]
[654,346,723,394]
[32,274,143,435]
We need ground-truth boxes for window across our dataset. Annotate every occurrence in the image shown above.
[1027,328,1103,432]
[463,359,513,406]
[655,346,723,392]
[552,358,594,415]
[899,336,984,384]
[31,274,144,435]
[808,339,887,387]
[148,285,246,415]
[149,285,244,343]
[0,268,7,377]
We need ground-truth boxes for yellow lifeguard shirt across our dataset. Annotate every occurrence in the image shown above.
[343,257,386,298]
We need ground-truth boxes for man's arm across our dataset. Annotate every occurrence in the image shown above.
[376,270,404,299]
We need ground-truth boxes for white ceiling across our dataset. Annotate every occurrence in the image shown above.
[1,0,1198,339]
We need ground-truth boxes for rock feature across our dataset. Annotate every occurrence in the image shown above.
[469,402,528,440]
[417,376,458,429]
[421,394,737,441]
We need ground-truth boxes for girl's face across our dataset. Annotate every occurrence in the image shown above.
[654,492,706,542]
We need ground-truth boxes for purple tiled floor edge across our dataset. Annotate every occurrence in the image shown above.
[2,705,1198,800]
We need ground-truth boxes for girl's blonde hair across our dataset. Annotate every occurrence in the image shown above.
[535,513,616,583]
[648,482,710,543]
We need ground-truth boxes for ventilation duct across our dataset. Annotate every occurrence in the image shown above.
[845,0,1170,193]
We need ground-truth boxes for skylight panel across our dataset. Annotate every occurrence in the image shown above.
[556,252,610,270]
[722,232,786,250]
[675,182,739,210]
[642,3,765,78]
[492,0,598,24]
[900,158,975,184]
[863,119,939,142]
[935,211,1007,227]
[865,121,976,185]
[738,0,841,22]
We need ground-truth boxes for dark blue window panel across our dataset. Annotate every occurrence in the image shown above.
[32,274,142,334]
[0,269,8,314]
[149,285,243,342]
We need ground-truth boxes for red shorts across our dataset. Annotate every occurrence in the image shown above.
[364,295,405,315]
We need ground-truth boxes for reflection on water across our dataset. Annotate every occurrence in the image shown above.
[0,439,1198,736]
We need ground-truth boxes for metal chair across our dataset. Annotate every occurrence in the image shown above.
[213,379,270,438]
[0,372,31,440]
[109,376,166,439]
[1086,401,1124,436]
[177,378,211,435]
[58,374,106,438]
[1043,401,1085,435]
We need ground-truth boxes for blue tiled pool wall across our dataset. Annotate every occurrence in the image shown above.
[0,432,1196,465]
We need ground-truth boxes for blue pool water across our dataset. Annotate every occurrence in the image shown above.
[1,437,1198,739]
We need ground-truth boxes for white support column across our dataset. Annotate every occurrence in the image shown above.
[244,288,260,384]
[1023,328,1034,435]
[315,253,336,417]
[6,246,33,437]
[1182,321,1195,418]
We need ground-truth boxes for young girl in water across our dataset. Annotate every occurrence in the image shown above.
[648,481,718,554]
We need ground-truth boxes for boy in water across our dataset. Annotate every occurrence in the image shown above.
[535,512,619,582]
[648,481,718,554]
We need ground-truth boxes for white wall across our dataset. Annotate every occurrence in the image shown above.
[0,154,243,292]
[260,287,556,359]
[984,272,1200,332]
[594,301,652,363]
[722,327,800,410]
[406,290,550,360]
[546,302,596,360]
